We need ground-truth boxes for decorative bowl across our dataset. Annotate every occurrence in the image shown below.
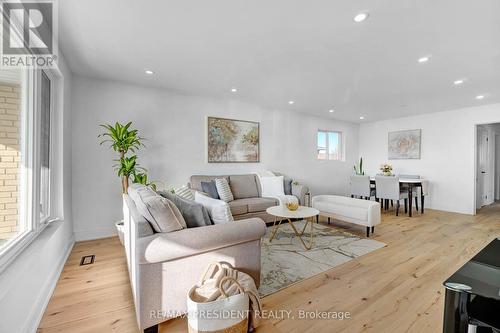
[286,202,299,211]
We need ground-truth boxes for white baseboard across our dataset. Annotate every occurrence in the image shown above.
[23,234,75,333]
[74,227,117,241]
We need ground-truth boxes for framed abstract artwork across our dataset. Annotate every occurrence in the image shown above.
[388,129,421,159]
[207,117,260,163]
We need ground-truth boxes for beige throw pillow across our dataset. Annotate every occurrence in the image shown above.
[129,184,187,233]
[142,195,187,233]
[214,178,234,202]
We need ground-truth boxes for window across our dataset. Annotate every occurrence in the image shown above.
[0,68,27,252]
[0,67,60,268]
[40,71,51,222]
[317,130,342,160]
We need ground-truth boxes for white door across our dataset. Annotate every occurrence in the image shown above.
[476,126,489,208]
[496,134,500,201]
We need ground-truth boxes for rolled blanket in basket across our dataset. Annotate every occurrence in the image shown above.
[192,262,262,331]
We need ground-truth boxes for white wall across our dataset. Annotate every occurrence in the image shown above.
[71,76,359,240]
[359,104,500,215]
[0,54,74,332]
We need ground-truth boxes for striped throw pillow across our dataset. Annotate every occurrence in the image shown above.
[214,178,234,202]
[174,185,194,201]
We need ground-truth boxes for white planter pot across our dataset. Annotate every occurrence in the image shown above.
[115,220,125,246]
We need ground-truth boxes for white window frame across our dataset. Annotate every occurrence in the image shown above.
[317,130,343,161]
[0,68,36,269]
[0,67,63,272]
[39,70,53,224]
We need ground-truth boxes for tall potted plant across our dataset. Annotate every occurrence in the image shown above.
[354,157,364,175]
[99,122,147,244]
[98,122,145,193]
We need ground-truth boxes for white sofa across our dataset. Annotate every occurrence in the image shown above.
[312,195,381,237]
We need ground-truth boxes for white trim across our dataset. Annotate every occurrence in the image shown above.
[22,233,74,333]
[74,227,118,242]
[317,129,344,161]
[473,118,500,214]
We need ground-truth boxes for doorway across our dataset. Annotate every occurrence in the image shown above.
[496,134,500,201]
[476,126,489,208]
[475,123,500,212]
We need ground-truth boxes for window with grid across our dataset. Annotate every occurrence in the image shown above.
[317,130,342,160]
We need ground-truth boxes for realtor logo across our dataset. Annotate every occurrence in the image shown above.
[1,0,58,68]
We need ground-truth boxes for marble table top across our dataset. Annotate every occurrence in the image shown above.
[266,205,319,219]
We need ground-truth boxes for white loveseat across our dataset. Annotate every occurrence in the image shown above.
[312,195,381,237]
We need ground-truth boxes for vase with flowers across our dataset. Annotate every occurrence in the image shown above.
[380,163,393,176]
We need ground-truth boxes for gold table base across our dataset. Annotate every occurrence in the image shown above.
[269,216,316,250]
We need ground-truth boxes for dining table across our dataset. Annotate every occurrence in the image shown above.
[369,177,428,217]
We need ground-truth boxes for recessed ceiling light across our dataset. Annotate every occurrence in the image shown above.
[145,70,154,75]
[231,88,238,92]
[453,79,464,85]
[476,95,485,100]
[329,109,335,113]
[288,100,295,105]
[359,116,365,120]
[353,12,369,23]
[418,56,430,63]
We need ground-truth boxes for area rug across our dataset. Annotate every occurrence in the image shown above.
[259,220,386,297]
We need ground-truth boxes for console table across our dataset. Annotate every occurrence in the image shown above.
[442,238,500,332]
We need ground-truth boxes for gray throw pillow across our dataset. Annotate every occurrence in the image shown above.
[159,190,212,228]
[201,181,219,199]
[283,176,293,195]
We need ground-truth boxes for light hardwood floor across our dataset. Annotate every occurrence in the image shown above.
[38,203,500,333]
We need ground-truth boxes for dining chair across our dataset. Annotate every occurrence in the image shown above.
[399,174,420,212]
[399,174,420,179]
[350,175,375,200]
[375,176,409,216]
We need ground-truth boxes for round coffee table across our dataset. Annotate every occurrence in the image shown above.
[266,205,319,250]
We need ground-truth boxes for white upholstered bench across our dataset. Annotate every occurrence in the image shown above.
[311,195,381,237]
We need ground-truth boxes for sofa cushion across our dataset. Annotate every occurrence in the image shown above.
[229,174,259,199]
[159,190,212,228]
[129,184,187,233]
[314,201,368,221]
[190,175,229,192]
[229,197,278,215]
[201,181,220,199]
[228,199,248,215]
[246,197,278,212]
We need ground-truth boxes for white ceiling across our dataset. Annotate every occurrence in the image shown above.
[59,0,500,122]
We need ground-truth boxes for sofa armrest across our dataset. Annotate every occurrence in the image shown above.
[292,184,310,205]
[137,218,266,264]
